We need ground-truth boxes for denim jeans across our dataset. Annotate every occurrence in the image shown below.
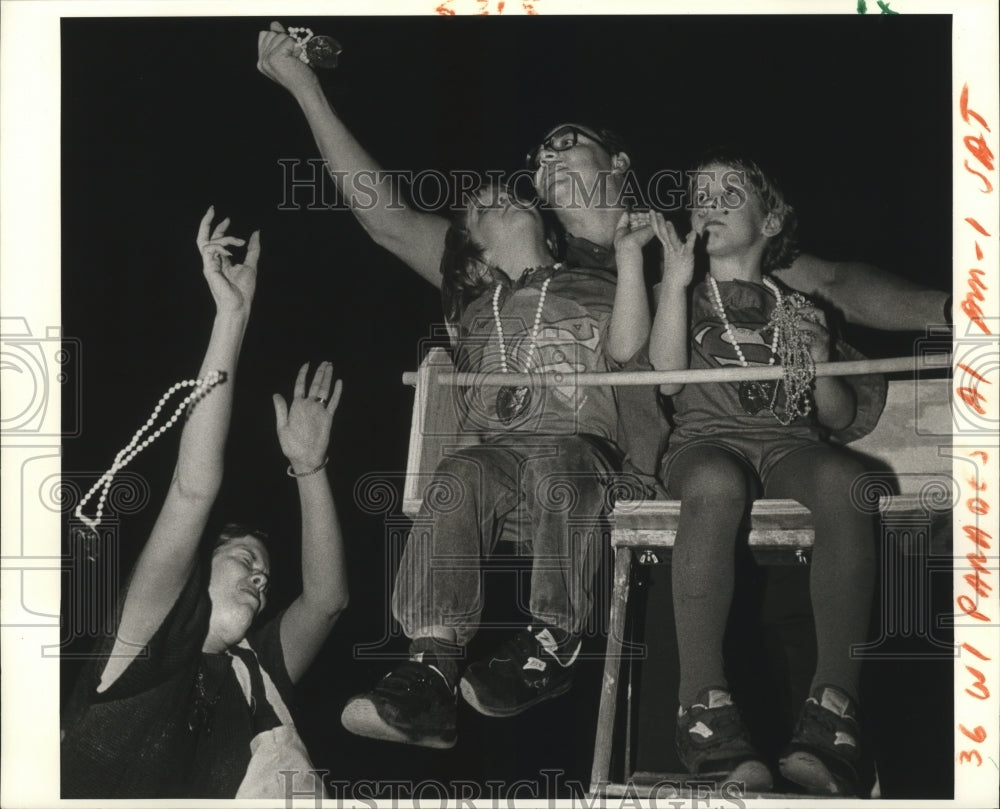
[391,434,623,646]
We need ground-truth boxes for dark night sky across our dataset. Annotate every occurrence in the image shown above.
[60,14,953,795]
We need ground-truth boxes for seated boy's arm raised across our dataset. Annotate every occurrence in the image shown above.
[608,211,653,363]
[649,213,695,396]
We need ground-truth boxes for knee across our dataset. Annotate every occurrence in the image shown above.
[524,445,608,514]
[814,454,871,508]
[672,456,752,506]
[425,450,488,514]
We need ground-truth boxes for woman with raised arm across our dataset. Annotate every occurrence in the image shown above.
[61,209,348,799]
[256,21,948,330]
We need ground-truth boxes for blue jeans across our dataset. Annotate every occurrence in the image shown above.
[391,434,623,646]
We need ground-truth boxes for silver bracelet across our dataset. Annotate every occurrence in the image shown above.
[286,457,329,478]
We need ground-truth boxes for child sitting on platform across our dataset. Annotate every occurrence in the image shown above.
[340,185,649,748]
[617,150,877,796]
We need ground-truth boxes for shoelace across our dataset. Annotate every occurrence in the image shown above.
[379,662,447,696]
[494,631,552,670]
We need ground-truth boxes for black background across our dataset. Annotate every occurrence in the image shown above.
[61,14,953,798]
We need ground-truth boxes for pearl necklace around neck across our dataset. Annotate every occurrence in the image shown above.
[706,274,784,418]
[705,274,816,423]
[707,274,782,368]
[492,275,552,375]
[490,269,556,424]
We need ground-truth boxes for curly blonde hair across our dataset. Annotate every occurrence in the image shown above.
[692,147,800,274]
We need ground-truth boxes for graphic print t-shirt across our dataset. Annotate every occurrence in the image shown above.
[670,278,820,444]
[456,265,618,439]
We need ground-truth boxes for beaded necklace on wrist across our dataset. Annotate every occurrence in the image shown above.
[74,372,227,539]
[491,270,555,424]
[707,275,815,424]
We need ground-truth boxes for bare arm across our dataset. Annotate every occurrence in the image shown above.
[258,22,449,287]
[100,209,259,691]
[608,212,653,363]
[649,214,695,395]
[272,363,349,684]
[812,375,856,432]
[775,253,949,331]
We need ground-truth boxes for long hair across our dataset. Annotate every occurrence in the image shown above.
[440,215,497,326]
[692,147,800,274]
[439,201,564,326]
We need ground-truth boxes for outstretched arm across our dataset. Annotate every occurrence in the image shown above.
[272,362,349,684]
[649,213,695,395]
[776,253,949,331]
[258,22,449,287]
[100,209,259,691]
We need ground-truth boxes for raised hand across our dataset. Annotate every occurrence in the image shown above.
[273,362,342,474]
[650,211,695,290]
[196,207,260,314]
[612,210,656,264]
[257,21,321,97]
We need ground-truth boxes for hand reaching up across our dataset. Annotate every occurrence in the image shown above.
[650,211,695,291]
[273,362,343,475]
[612,210,656,267]
[258,21,322,97]
[196,206,259,314]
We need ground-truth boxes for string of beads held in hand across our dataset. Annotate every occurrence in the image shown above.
[769,291,818,425]
[286,26,343,69]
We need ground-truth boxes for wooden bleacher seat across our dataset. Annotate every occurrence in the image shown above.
[403,347,479,518]
[402,348,953,798]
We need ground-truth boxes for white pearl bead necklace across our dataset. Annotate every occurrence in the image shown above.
[287,27,314,44]
[492,275,552,375]
[287,27,315,64]
[74,371,226,532]
[706,274,816,424]
[706,274,781,367]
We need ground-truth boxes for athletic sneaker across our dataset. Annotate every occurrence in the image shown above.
[675,688,773,791]
[779,685,874,796]
[459,625,579,717]
[340,659,457,749]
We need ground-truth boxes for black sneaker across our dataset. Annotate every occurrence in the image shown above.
[340,660,457,749]
[459,626,579,717]
[675,688,773,791]
[779,685,874,796]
